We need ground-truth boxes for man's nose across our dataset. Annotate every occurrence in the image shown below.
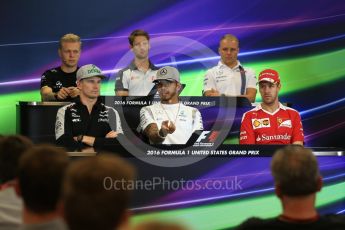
[92,82,100,88]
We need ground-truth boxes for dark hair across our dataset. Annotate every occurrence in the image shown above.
[0,135,33,183]
[128,29,150,46]
[63,153,135,230]
[18,145,68,213]
[271,146,320,196]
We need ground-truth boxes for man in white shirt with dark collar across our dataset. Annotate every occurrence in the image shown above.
[203,34,257,102]
[139,66,203,144]
[115,29,159,96]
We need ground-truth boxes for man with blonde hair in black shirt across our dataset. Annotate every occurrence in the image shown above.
[40,33,81,101]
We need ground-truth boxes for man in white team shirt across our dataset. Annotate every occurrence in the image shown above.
[139,66,203,144]
[203,34,257,102]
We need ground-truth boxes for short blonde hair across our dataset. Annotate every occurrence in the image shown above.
[220,34,239,47]
[59,33,81,49]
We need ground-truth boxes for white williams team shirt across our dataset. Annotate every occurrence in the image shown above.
[203,61,257,95]
[139,102,204,144]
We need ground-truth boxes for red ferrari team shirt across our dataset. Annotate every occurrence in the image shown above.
[240,103,304,144]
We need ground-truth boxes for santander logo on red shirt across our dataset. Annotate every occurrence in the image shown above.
[256,133,292,142]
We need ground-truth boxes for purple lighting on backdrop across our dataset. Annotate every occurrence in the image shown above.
[131,159,345,211]
[1,33,344,87]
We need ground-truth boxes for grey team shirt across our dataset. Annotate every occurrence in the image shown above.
[115,61,159,96]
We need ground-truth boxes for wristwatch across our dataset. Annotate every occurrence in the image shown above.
[77,135,84,143]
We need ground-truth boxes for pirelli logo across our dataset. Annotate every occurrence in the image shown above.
[251,118,270,129]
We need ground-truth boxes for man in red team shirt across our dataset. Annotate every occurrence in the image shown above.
[239,69,304,145]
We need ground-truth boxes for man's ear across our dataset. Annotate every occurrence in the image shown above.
[76,80,81,89]
[118,209,131,229]
[176,83,182,92]
[14,178,21,197]
[316,176,323,192]
[275,183,283,199]
[58,49,62,58]
[56,199,64,218]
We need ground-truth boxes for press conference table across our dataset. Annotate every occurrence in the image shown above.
[16,96,252,144]
[17,97,344,157]
[66,144,344,158]
[19,102,343,157]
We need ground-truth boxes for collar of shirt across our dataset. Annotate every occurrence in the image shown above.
[73,96,103,110]
[58,66,79,75]
[255,102,287,112]
[22,218,68,230]
[129,60,159,71]
[0,180,16,191]
[218,60,242,70]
